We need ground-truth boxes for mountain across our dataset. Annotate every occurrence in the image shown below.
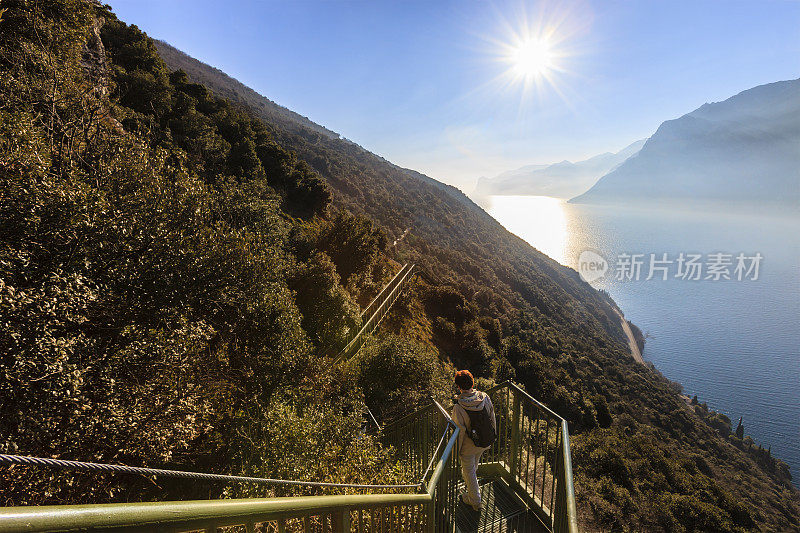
[152,42,634,344]
[473,140,645,199]
[570,79,800,208]
[2,3,798,531]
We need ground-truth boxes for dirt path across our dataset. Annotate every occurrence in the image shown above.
[614,308,644,364]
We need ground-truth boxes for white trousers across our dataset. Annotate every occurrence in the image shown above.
[460,449,485,507]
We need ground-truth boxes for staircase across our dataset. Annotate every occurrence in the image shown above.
[0,263,578,533]
[334,263,416,363]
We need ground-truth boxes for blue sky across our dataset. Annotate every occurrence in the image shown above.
[106,0,800,192]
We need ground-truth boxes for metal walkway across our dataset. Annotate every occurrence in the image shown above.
[455,479,548,533]
[0,382,577,533]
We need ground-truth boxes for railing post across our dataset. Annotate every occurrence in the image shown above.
[547,420,579,533]
[509,387,522,476]
[426,500,436,533]
[554,431,566,533]
[334,509,350,532]
[423,413,430,477]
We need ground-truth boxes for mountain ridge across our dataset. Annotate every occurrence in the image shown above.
[474,139,645,199]
[154,39,342,142]
[570,78,800,207]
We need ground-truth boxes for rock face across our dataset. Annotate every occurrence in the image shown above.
[80,15,109,99]
[473,140,645,199]
[570,79,800,209]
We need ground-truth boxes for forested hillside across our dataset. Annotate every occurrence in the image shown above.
[1,2,798,531]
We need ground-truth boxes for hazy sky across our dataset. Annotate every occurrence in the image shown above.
[106,0,800,192]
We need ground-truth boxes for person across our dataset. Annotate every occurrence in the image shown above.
[451,370,496,512]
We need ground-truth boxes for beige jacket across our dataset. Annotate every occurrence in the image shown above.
[451,389,496,456]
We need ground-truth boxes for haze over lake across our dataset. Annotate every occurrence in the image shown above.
[485,195,800,477]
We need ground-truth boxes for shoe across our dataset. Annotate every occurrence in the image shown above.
[460,492,481,512]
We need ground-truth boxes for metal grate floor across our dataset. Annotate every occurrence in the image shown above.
[454,479,549,533]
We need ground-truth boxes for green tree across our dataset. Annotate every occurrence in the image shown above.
[351,335,449,421]
[317,210,387,285]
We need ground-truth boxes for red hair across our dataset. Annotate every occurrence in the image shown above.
[454,370,474,390]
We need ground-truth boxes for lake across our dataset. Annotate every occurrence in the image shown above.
[484,195,800,479]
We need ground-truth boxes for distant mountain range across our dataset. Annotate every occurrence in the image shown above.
[570,78,800,209]
[474,140,645,199]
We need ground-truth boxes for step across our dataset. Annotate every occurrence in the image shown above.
[455,478,550,533]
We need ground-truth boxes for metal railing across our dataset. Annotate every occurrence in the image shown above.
[0,384,577,533]
[0,399,459,533]
[360,263,412,320]
[0,493,432,532]
[376,382,578,532]
[382,401,462,532]
[479,382,579,533]
[335,263,415,363]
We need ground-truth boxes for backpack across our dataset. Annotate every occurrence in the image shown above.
[463,403,497,448]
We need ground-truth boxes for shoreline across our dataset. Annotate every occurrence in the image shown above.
[614,308,644,364]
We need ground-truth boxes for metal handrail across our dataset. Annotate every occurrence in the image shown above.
[363,405,382,432]
[482,381,578,533]
[0,493,433,533]
[334,263,415,362]
[423,425,459,498]
[558,423,579,533]
[418,399,457,489]
[430,395,454,422]
[489,380,565,422]
[360,263,409,318]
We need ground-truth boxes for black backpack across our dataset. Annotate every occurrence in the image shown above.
[463,404,497,448]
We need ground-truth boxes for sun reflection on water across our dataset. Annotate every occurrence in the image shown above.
[486,195,568,264]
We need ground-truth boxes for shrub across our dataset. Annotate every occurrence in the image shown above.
[351,335,450,421]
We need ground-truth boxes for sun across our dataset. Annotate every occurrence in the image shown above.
[510,38,553,78]
[481,3,587,103]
